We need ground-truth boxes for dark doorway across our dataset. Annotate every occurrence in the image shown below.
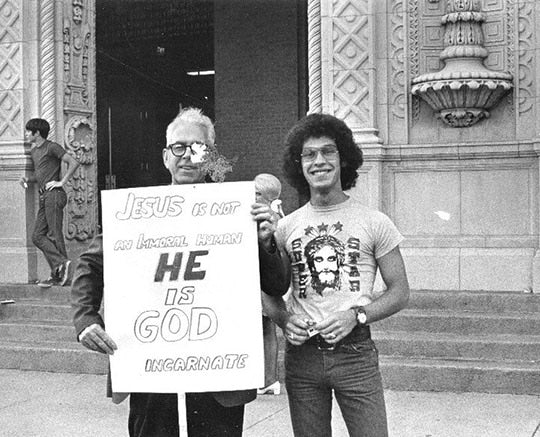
[96,0,214,190]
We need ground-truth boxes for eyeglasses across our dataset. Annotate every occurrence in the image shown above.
[166,141,208,158]
[300,146,339,162]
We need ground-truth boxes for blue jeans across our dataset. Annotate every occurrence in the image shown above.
[285,337,388,437]
[32,188,68,274]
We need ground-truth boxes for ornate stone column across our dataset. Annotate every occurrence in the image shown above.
[0,0,40,282]
[307,0,322,114]
[62,0,98,243]
[309,0,382,146]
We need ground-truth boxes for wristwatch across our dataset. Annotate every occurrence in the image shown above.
[351,306,367,326]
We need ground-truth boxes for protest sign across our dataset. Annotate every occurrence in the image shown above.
[101,181,264,393]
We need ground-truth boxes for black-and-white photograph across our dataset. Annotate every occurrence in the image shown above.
[0,0,539,436]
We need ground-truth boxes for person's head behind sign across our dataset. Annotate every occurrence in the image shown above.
[163,107,215,185]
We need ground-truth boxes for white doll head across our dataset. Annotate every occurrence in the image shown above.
[254,173,284,217]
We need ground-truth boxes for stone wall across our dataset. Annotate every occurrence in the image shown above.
[385,0,538,291]
[0,0,97,283]
[309,0,539,291]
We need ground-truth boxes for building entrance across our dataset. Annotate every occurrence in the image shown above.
[95,0,214,191]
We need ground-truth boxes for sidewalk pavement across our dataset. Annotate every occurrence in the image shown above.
[1,369,539,437]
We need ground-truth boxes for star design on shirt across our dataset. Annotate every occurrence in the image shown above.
[304,222,344,238]
[317,223,328,234]
[304,225,315,236]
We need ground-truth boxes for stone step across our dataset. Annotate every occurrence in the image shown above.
[3,287,538,317]
[0,300,73,321]
[4,299,538,329]
[273,331,540,395]
[2,285,539,394]
[3,337,537,396]
[0,340,108,374]
[372,331,540,362]
[5,286,537,312]
[2,332,539,396]
[409,290,540,313]
[0,320,75,342]
[379,356,540,395]
[375,309,540,335]
[10,321,537,365]
[0,284,71,303]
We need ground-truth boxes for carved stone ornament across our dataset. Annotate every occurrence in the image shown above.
[411,0,513,127]
[73,0,83,24]
[64,115,96,241]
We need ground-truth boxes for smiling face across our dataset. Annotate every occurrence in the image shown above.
[162,120,207,185]
[301,136,342,197]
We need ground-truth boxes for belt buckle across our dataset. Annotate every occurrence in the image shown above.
[316,335,335,351]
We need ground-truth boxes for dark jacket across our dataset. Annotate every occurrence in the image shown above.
[72,234,287,407]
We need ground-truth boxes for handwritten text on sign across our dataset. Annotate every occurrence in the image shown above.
[102,182,263,393]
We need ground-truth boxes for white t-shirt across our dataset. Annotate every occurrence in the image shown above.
[275,197,403,323]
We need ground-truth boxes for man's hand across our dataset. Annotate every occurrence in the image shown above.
[315,310,357,344]
[19,176,28,189]
[251,202,278,250]
[45,180,63,190]
[79,323,117,355]
[283,314,311,346]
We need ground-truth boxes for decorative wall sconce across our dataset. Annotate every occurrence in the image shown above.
[411,0,513,127]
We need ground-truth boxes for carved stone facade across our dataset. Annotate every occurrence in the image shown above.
[0,0,23,141]
[0,0,96,282]
[0,0,38,283]
[315,0,382,145]
[62,1,98,242]
[1,0,539,291]
[411,0,514,127]
[308,0,540,292]
[64,115,96,241]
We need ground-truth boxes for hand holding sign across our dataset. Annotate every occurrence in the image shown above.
[79,323,118,355]
[251,202,279,251]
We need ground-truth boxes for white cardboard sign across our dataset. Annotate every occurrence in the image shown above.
[101,181,264,393]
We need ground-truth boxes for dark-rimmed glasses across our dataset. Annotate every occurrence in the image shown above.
[300,146,339,162]
[166,141,207,158]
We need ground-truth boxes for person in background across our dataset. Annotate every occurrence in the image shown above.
[19,118,80,288]
[71,107,288,437]
[265,113,410,437]
[254,173,285,396]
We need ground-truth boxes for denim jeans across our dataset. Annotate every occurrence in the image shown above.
[285,337,388,437]
[32,188,68,274]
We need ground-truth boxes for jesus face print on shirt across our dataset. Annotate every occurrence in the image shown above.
[304,234,345,295]
[288,221,363,299]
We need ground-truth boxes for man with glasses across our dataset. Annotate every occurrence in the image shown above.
[72,107,287,437]
[264,113,410,437]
